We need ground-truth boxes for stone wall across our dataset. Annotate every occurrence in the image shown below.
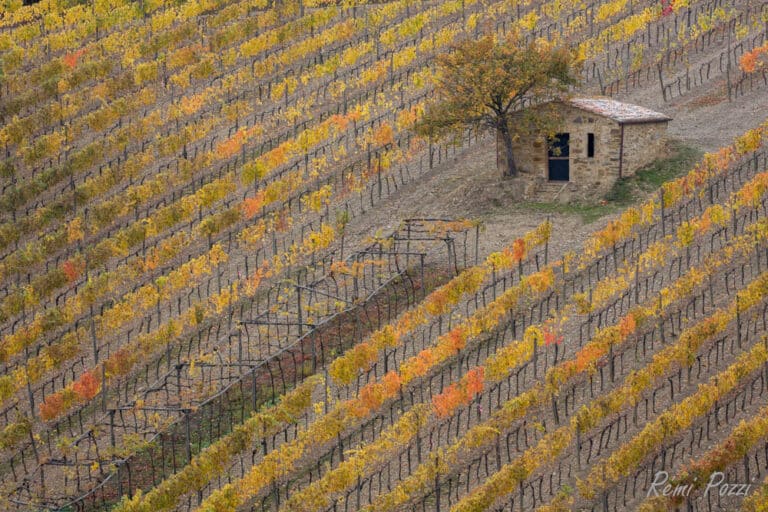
[620,121,669,177]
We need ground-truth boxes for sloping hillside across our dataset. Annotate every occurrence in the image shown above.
[0,0,767,511]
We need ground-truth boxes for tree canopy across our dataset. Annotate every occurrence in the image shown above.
[415,33,580,177]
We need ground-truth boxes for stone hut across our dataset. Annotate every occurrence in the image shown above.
[503,97,672,202]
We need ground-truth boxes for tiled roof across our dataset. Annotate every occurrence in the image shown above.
[567,97,672,124]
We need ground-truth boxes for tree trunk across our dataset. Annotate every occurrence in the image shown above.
[496,120,518,177]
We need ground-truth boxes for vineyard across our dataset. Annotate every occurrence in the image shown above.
[1,0,768,511]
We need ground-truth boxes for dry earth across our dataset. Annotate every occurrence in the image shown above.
[346,132,598,263]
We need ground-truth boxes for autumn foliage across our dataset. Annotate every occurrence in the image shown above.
[432,368,484,418]
[241,191,265,219]
[61,258,85,283]
[739,42,768,74]
[105,348,135,378]
[39,370,100,421]
[511,237,526,262]
[39,393,66,422]
[62,48,86,69]
[73,370,100,401]
[372,122,395,146]
[542,327,563,346]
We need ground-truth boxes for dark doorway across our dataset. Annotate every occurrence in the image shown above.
[548,133,570,181]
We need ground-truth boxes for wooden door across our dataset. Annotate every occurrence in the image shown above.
[548,133,570,181]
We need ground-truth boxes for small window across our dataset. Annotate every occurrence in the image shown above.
[587,133,595,158]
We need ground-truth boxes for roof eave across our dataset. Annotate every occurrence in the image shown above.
[617,117,673,125]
